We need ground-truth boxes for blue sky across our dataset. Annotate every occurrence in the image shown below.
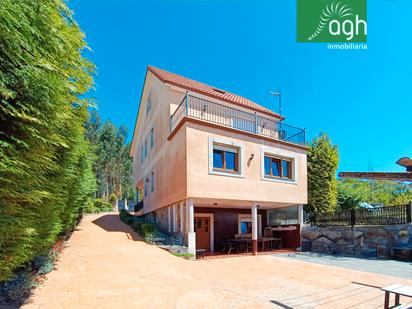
[70,0,411,173]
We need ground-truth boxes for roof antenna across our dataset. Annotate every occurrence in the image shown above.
[270,89,282,116]
[368,158,374,172]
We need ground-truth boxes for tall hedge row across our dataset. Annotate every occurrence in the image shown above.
[0,0,95,280]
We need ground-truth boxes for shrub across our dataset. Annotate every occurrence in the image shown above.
[141,223,156,235]
[84,198,95,213]
[0,272,36,304]
[130,221,144,233]
[172,253,194,260]
[108,193,117,205]
[93,199,112,212]
[119,209,131,221]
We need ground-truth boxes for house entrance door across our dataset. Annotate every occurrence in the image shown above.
[194,217,210,251]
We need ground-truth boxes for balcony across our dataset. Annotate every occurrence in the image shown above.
[170,94,306,147]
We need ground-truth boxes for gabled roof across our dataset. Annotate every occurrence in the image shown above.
[148,66,283,120]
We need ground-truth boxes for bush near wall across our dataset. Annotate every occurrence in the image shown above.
[0,0,95,281]
[119,210,157,238]
[84,199,113,213]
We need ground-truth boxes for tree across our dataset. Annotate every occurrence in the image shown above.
[337,178,412,208]
[306,133,339,214]
[0,0,95,280]
[337,185,361,211]
[85,112,134,201]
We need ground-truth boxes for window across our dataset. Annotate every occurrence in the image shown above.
[146,98,151,115]
[150,128,154,148]
[212,144,239,172]
[150,171,155,192]
[268,206,299,225]
[264,155,293,180]
[208,137,245,178]
[144,139,148,158]
[282,160,292,178]
[238,214,262,236]
[141,145,144,163]
[144,176,149,197]
[240,220,252,234]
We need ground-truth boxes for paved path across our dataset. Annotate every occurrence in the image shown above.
[276,252,412,280]
[23,213,412,309]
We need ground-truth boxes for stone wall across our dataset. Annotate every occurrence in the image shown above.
[302,224,412,258]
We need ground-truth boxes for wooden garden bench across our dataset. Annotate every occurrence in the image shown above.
[382,284,412,309]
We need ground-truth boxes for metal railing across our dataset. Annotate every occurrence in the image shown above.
[311,203,412,227]
[134,200,143,213]
[170,94,306,146]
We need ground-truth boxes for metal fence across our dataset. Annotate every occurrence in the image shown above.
[311,203,412,227]
[170,94,306,147]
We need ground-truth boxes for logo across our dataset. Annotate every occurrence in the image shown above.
[297,0,367,43]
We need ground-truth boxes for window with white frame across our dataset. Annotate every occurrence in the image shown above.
[208,137,245,177]
[238,214,262,236]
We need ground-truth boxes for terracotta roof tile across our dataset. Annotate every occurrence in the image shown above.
[147,66,283,119]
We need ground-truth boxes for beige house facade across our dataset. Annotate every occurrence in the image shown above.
[130,66,308,255]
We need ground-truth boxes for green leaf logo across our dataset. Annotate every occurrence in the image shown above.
[308,1,353,41]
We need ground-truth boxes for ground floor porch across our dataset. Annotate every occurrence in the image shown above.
[143,198,305,257]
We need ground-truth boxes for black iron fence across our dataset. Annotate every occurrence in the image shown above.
[170,94,306,147]
[311,203,412,227]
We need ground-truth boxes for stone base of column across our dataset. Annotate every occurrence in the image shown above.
[252,239,258,255]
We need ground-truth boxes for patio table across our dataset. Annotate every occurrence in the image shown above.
[226,237,283,254]
[227,239,250,254]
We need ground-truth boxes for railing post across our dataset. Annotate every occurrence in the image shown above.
[169,115,172,133]
[407,201,412,224]
[185,91,189,116]
[254,112,258,134]
[350,209,356,226]
[303,127,307,145]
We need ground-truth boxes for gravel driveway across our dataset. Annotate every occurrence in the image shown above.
[22,213,412,309]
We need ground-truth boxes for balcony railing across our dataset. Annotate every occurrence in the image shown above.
[170,94,306,147]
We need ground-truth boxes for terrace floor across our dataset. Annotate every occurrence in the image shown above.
[276,252,412,280]
[22,213,412,309]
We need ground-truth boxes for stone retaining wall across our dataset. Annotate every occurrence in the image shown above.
[302,224,412,258]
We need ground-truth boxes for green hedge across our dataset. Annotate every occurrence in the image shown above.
[0,0,95,281]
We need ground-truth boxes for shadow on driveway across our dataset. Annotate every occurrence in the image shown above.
[92,214,143,241]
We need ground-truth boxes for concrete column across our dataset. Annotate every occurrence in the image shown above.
[187,199,196,256]
[180,203,184,233]
[298,205,304,226]
[297,205,304,248]
[172,204,176,233]
[251,203,259,255]
[168,207,171,233]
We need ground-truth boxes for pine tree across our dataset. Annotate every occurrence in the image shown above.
[307,133,339,214]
